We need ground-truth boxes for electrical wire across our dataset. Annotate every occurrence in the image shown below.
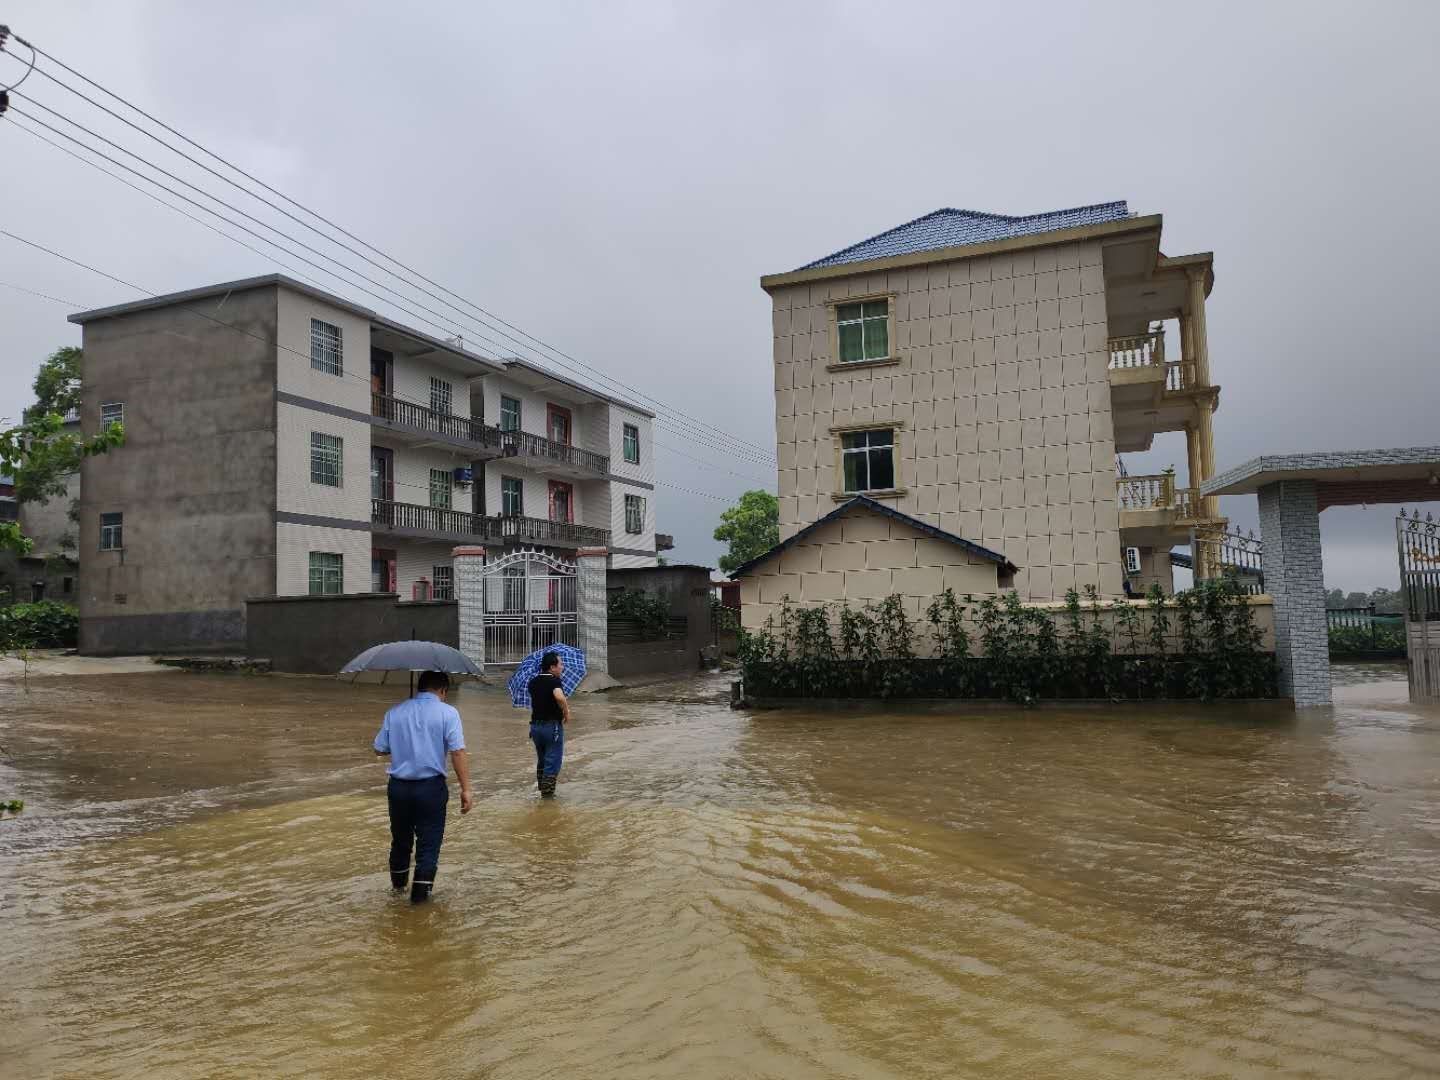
[0,30,36,92]
[8,101,777,469]
[1,34,778,466]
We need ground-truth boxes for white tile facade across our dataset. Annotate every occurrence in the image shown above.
[276,522,371,595]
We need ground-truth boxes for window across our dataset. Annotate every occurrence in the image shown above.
[63,576,73,595]
[625,493,646,534]
[100,402,125,430]
[429,377,453,416]
[501,476,524,517]
[836,299,889,363]
[310,432,343,487]
[308,552,343,595]
[429,469,452,510]
[623,423,640,465]
[310,318,343,375]
[99,511,123,551]
[548,405,571,445]
[432,565,454,600]
[500,395,521,432]
[31,582,45,603]
[841,428,895,493]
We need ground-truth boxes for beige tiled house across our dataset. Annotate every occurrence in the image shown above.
[738,201,1225,627]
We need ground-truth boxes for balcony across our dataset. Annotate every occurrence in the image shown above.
[371,393,504,456]
[371,499,610,549]
[1107,331,1211,453]
[497,428,609,480]
[1116,474,1208,547]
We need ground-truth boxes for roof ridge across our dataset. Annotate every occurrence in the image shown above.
[797,207,955,272]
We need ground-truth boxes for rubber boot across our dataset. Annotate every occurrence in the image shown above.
[391,870,409,891]
[536,765,545,792]
[410,881,433,904]
[539,775,557,799]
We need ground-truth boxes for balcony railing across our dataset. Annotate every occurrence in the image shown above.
[492,514,611,548]
[499,428,609,476]
[371,499,611,547]
[1108,330,1164,370]
[372,498,486,537]
[1116,475,1202,520]
[372,393,502,448]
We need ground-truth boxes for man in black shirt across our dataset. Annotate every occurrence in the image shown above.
[527,651,571,798]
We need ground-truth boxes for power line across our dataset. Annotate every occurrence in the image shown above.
[8,100,777,469]
[0,230,751,511]
[1,34,778,466]
[0,278,83,306]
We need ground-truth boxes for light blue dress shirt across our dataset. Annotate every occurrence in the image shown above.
[374,692,466,779]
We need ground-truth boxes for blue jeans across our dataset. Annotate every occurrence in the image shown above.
[387,775,448,884]
[530,720,564,796]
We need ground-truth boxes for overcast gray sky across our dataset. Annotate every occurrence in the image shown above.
[2,0,1437,590]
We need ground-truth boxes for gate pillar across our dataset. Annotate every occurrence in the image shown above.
[1257,481,1331,706]
[453,545,488,671]
[576,547,609,675]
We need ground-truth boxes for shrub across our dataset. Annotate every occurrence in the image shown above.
[739,578,1276,704]
[0,600,78,650]
[607,589,674,641]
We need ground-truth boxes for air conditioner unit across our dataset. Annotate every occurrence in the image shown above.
[1124,546,1142,574]
[452,466,474,486]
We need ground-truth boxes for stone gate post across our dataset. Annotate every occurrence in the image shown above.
[1257,481,1331,706]
[453,546,487,671]
[576,547,609,675]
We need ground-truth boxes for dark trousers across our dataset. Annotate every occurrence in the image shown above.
[387,775,449,884]
[530,720,564,796]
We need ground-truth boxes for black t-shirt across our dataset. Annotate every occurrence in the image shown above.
[529,673,565,723]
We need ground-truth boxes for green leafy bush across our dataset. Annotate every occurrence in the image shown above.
[739,579,1276,704]
[0,600,79,650]
[608,590,674,641]
[1328,622,1405,658]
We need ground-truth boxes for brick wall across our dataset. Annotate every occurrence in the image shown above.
[1258,479,1331,705]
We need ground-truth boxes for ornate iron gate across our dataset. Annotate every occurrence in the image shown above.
[1397,510,1440,701]
[480,548,578,666]
[1192,528,1265,592]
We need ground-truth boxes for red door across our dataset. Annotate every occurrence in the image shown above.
[548,480,573,523]
[546,403,572,445]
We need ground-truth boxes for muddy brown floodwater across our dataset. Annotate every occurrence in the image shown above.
[1,666,1439,1079]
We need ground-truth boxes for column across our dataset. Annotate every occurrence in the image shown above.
[1186,268,1211,386]
[453,545,487,671]
[576,547,609,675]
[1257,481,1331,706]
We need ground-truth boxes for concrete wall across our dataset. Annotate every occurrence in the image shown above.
[768,240,1122,600]
[1126,545,1175,596]
[0,552,77,605]
[606,564,713,678]
[246,593,458,675]
[390,354,473,421]
[78,285,279,654]
[737,504,1001,631]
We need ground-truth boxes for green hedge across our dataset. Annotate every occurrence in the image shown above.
[740,580,1277,704]
[0,601,79,650]
[1328,622,1406,658]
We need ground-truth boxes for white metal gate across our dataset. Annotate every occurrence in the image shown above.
[480,548,578,666]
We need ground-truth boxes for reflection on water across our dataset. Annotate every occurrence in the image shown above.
[2,666,1439,1078]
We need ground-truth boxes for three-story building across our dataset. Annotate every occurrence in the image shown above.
[68,274,662,654]
[737,201,1225,625]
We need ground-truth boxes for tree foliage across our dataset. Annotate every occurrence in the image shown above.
[713,489,779,574]
[31,346,83,419]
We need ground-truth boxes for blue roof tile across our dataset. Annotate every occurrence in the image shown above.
[798,201,1132,271]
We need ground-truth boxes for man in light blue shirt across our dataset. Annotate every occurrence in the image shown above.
[373,671,472,903]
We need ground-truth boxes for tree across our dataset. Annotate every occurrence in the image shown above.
[31,346,82,418]
[713,490,779,574]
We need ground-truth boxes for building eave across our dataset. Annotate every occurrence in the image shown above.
[728,495,1017,579]
[759,214,1164,292]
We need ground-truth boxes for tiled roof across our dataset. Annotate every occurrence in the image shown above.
[798,201,1132,270]
[728,495,1016,579]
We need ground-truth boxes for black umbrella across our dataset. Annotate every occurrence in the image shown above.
[339,640,483,696]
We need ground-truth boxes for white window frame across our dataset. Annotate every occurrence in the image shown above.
[308,552,343,595]
[501,476,524,517]
[309,432,343,487]
[622,423,640,465]
[500,395,522,432]
[429,377,453,416]
[99,511,123,551]
[100,402,125,429]
[310,318,343,376]
[1125,547,1143,574]
[624,493,646,534]
[839,427,897,494]
[835,298,891,363]
[432,565,454,600]
[429,468,452,511]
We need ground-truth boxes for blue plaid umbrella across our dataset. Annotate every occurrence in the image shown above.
[508,644,587,708]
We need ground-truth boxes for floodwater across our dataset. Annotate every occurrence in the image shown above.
[1,666,1438,1079]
